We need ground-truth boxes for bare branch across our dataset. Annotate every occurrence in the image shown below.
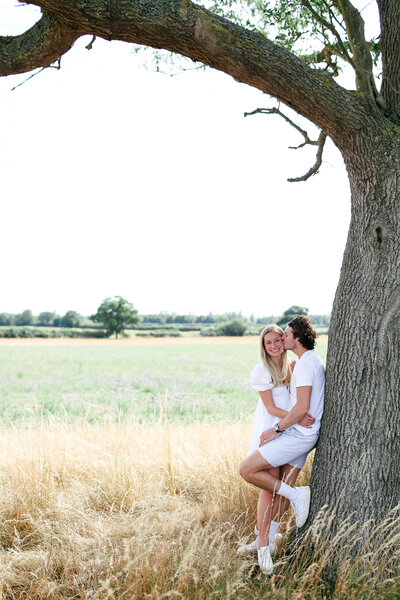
[288,131,327,182]
[11,57,61,91]
[244,106,327,182]
[85,36,96,50]
[244,106,318,147]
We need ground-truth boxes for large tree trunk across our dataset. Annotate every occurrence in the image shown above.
[309,130,400,527]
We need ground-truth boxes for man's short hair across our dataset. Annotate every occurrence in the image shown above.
[288,315,317,350]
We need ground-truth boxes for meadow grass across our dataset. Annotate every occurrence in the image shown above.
[0,422,398,599]
[3,337,397,599]
[0,338,327,426]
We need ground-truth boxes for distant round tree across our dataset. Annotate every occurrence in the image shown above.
[277,305,309,327]
[38,311,57,326]
[15,310,34,326]
[60,310,83,328]
[219,318,247,337]
[90,296,140,338]
[0,313,15,326]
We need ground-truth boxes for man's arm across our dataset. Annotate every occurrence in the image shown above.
[277,386,312,431]
[260,386,312,445]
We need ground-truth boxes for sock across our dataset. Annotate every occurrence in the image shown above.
[277,481,300,502]
[269,520,279,544]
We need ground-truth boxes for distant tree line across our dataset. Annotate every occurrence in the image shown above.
[140,311,330,327]
[140,311,245,325]
[0,310,90,328]
[0,302,330,339]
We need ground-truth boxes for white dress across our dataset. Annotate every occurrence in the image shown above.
[249,363,291,453]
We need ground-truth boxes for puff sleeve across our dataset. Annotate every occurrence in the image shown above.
[250,363,273,391]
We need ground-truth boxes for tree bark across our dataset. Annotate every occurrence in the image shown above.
[309,129,400,528]
[377,0,400,124]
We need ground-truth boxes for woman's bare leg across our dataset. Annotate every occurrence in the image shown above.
[257,467,280,548]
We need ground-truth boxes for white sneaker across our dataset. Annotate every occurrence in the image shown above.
[237,537,259,554]
[269,532,283,555]
[238,529,283,555]
[258,545,273,575]
[290,486,311,527]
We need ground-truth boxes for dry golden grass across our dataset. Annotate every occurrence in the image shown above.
[0,423,397,599]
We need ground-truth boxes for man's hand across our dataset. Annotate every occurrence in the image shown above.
[259,428,278,446]
[274,386,312,432]
[298,412,315,428]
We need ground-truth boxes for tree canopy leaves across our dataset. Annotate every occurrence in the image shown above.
[90,296,140,338]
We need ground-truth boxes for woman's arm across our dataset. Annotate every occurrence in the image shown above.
[259,390,288,418]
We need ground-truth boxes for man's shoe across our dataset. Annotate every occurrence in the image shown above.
[237,537,259,554]
[258,546,273,575]
[290,486,311,527]
[269,532,283,555]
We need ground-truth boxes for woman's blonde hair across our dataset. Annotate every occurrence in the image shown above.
[259,324,291,387]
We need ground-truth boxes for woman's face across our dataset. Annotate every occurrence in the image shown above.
[263,331,284,358]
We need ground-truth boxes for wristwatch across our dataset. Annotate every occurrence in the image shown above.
[273,423,284,434]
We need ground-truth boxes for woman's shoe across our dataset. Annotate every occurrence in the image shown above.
[237,537,259,554]
[258,546,273,575]
[269,532,283,555]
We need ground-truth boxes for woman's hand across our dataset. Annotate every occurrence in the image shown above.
[259,428,278,446]
[299,413,315,428]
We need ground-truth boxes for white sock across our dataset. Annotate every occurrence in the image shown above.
[277,481,300,502]
[269,520,279,544]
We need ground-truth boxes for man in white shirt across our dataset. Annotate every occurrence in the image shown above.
[239,316,325,574]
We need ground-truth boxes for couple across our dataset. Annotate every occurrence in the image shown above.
[239,316,325,574]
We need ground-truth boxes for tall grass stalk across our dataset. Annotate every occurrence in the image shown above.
[0,422,397,599]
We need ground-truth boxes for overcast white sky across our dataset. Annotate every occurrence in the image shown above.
[0,1,379,318]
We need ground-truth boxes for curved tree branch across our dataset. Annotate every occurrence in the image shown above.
[245,106,327,181]
[336,0,377,97]
[0,11,80,76]
[244,106,317,148]
[11,57,61,91]
[288,131,327,182]
[0,0,387,151]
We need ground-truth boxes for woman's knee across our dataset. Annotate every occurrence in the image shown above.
[239,458,252,482]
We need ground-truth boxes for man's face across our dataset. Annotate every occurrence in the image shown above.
[283,326,296,350]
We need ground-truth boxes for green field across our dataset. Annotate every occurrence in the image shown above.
[1,337,398,600]
[0,339,327,425]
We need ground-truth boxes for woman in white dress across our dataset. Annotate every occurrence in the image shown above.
[239,324,313,561]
